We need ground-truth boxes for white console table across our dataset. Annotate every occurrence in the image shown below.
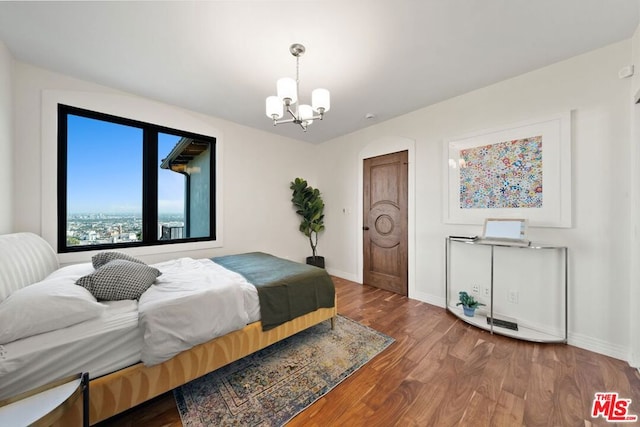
[445,237,568,343]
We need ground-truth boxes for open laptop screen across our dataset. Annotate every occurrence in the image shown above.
[482,218,528,241]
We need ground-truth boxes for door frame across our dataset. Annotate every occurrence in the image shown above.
[357,136,415,298]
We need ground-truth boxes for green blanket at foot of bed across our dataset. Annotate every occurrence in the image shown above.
[212,252,336,331]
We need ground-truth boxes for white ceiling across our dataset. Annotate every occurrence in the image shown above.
[0,1,638,144]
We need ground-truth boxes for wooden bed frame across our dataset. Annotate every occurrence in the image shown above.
[56,301,337,425]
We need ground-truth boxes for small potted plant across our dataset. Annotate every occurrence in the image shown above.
[456,291,485,317]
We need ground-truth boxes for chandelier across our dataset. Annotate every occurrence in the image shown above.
[265,43,330,131]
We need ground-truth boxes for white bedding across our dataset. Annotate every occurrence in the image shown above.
[139,257,259,366]
[0,300,141,400]
[0,256,261,399]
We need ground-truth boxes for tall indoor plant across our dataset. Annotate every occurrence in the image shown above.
[290,177,325,268]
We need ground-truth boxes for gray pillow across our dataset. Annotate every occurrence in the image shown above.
[91,251,146,269]
[76,260,161,301]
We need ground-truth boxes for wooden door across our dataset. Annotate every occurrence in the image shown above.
[363,150,408,295]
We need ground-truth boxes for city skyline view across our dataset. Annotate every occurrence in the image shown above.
[66,212,186,246]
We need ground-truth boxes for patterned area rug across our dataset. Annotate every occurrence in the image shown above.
[174,315,394,426]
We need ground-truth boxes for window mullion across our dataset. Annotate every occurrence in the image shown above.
[143,129,159,243]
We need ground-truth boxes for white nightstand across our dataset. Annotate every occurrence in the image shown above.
[0,372,88,427]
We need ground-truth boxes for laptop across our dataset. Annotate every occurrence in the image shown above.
[477,218,530,246]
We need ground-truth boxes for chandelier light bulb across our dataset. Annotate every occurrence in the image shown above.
[276,77,297,105]
[265,96,283,119]
[299,104,314,125]
[312,88,330,113]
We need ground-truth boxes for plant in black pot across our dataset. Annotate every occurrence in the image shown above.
[290,177,325,268]
[456,291,485,317]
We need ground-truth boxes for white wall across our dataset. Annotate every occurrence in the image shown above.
[630,22,640,369]
[12,61,317,265]
[317,40,635,362]
[0,41,13,234]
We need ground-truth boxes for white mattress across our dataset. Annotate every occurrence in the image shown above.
[0,300,141,400]
[0,259,262,400]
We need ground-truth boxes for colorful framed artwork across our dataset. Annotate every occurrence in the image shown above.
[443,112,571,227]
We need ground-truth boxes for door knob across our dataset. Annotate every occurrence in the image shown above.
[363,226,370,230]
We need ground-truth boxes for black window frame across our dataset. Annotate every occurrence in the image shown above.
[57,104,216,253]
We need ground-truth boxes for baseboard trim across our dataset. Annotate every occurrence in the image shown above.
[411,290,445,308]
[326,268,358,283]
[568,331,630,363]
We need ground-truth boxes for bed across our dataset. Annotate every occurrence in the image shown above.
[0,232,337,425]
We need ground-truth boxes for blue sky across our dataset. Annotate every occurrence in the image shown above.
[67,114,185,215]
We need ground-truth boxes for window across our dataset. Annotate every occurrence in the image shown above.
[57,104,216,252]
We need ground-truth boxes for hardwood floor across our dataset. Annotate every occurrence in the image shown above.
[98,277,640,426]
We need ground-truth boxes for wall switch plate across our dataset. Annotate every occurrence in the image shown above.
[508,290,519,304]
[472,284,479,293]
[483,287,490,297]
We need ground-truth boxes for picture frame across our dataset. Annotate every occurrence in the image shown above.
[443,112,571,227]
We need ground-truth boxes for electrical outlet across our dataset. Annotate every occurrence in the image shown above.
[483,287,490,297]
[508,290,519,304]
[472,284,479,294]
